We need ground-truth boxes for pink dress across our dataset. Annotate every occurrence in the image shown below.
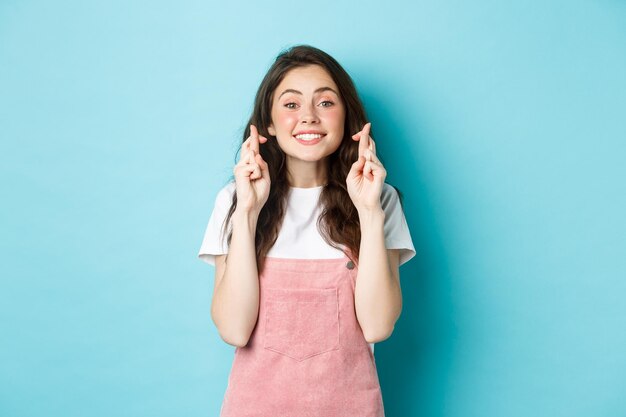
[219,254,385,417]
[199,181,416,415]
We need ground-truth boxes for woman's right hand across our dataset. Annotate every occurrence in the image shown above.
[233,124,271,215]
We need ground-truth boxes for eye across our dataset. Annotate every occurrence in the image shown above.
[284,102,298,109]
[320,100,334,107]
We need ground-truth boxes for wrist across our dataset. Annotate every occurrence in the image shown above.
[232,208,260,232]
[357,206,385,224]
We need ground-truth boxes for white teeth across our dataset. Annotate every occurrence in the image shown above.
[295,133,323,140]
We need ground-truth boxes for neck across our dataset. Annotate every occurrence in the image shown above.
[286,157,328,188]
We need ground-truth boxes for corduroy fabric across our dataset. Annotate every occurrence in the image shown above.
[219,255,385,417]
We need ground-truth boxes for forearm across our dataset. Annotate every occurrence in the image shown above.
[354,208,402,343]
[211,209,260,347]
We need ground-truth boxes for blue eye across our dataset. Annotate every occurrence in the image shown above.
[320,100,333,107]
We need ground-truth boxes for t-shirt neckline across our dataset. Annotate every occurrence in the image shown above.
[289,185,325,190]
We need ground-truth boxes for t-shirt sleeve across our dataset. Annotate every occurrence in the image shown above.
[381,183,417,266]
[197,181,236,266]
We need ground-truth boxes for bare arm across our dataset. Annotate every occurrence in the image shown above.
[354,208,403,343]
[348,122,402,343]
[211,125,270,348]
[211,210,261,347]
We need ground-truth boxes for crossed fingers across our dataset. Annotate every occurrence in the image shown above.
[237,124,268,180]
[241,125,267,163]
[351,122,379,164]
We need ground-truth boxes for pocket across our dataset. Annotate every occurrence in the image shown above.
[263,287,340,362]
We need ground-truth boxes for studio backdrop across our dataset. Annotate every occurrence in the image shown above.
[1,1,625,416]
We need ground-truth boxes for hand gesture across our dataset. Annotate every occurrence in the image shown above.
[233,125,271,214]
[346,122,386,212]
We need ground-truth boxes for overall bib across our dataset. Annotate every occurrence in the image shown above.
[219,255,385,417]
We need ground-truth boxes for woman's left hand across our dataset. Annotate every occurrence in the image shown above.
[346,122,386,212]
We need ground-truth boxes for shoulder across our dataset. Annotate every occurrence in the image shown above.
[378,183,416,265]
[381,182,398,198]
[215,180,236,206]
[380,182,402,210]
[220,179,236,195]
[379,183,407,230]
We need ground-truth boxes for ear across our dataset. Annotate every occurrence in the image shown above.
[268,124,276,136]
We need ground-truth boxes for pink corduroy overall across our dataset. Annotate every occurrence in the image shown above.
[219,254,385,417]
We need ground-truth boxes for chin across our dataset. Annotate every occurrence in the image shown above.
[285,151,332,163]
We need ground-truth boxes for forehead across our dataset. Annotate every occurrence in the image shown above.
[274,65,338,94]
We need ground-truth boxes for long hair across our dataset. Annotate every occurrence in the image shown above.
[220,44,401,273]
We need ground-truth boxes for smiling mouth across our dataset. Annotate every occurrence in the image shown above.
[293,133,325,145]
[293,133,326,141]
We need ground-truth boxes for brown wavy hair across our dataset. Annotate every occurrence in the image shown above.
[220,44,401,273]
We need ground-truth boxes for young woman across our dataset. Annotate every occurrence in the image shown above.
[198,44,416,417]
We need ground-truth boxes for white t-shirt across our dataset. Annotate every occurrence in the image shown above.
[198,180,417,354]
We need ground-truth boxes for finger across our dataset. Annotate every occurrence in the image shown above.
[363,149,370,162]
[249,125,257,153]
[251,150,269,180]
[245,163,261,180]
[358,122,371,159]
[242,131,262,162]
[246,150,261,179]
[363,161,372,180]
[349,154,366,174]
[355,136,375,160]
[347,155,365,182]
[235,160,252,179]
[250,124,261,154]
[351,125,365,141]
[352,123,372,136]
[255,153,270,180]
[240,137,250,160]
[247,148,255,165]
[353,131,374,149]
[365,149,381,164]
[234,161,257,178]
[366,159,386,180]
[235,148,253,167]
[251,165,261,180]
[363,160,373,180]
[255,151,265,165]
[250,150,262,179]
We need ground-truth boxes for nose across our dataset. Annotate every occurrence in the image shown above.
[300,102,320,124]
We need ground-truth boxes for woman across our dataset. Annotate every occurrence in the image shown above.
[198,44,416,416]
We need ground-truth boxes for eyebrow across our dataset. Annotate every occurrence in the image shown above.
[277,86,339,99]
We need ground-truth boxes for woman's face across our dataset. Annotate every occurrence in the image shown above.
[268,65,346,164]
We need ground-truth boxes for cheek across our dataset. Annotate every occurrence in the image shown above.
[274,112,299,130]
[324,107,346,128]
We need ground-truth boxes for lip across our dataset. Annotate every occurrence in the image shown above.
[292,130,327,146]
[293,130,326,135]
[293,133,325,146]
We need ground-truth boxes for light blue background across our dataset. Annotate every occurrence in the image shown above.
[1,1,625,416]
